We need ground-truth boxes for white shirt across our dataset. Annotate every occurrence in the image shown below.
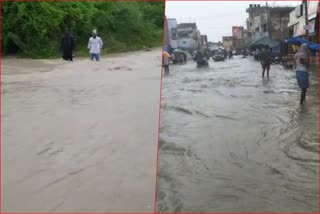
[88,36,103,54]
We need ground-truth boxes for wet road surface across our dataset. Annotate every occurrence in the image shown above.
[2,49,161,212]
[157,56,318,212]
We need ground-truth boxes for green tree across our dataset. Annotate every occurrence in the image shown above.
[2,2,164,58]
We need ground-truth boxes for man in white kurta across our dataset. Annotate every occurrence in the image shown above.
[88,30,103,61]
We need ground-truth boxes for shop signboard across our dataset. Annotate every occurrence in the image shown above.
[307,19,316,34]
[308,1,319,20]
[293,17,306,37]
[232,26,243,39]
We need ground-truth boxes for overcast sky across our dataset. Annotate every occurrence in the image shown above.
[166,1,300,42]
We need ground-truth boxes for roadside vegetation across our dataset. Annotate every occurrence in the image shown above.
[2,2,164,58]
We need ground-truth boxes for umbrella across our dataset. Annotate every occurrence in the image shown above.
[173,49,185,53]
[163,51,171,58]
[251,37,281,48]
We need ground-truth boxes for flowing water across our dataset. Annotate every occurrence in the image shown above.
[2,49,161,212]
[157,56,318,212]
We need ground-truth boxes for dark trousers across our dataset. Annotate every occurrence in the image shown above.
[164,65,169,74]
[63,50,73,61]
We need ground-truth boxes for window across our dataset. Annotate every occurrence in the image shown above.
[263,24,267,32]
[172,33,177,40]
[178,31,192,38]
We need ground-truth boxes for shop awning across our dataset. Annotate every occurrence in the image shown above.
[250,37,281,48]
[285,36,320,52]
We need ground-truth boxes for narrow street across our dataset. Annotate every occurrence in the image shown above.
[2,49,161,212]
[157,56,318,212]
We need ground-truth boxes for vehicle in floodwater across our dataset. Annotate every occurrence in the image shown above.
[172,49,187,64]
[212,49,225,61]
[196,58,209,67]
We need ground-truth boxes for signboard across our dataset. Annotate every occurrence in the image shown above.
[303,25,312,30]
[308,19,316,34]
[232,26,242,39]
[308,1,319,20]
[288,10,299,27]
[293,18,306,37]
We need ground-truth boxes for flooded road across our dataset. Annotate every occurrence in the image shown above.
[157,56,318,212]
[2,49,161,212]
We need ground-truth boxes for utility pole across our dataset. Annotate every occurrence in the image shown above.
[304,0,309,39]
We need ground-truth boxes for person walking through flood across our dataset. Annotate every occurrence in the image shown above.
[61,28,74,61]
[294,43,310,105]
[260,46,271,78]
[195,50,203,67]
[163,51,170,74]
[182,52,187,64]
[228,50,233,59]
[88,30,103,61]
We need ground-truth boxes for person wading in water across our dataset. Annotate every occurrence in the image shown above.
[61,28,75,61]
[163,52,170,74]
[260,46,271,78]
[294,43,310,105]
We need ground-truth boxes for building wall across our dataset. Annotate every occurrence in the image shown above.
[164,17,169,51]
[178,38,196,50]
[223,37,233,50]
[167,19,178,49]
[246,5,294,43]
[288,1,319,41]
[233,39,243,49]
[270,11,291,40]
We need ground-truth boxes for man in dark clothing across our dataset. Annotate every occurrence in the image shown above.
[260,46,271,78]
[243,48,247,56]
[182,52,187,64]
[61,28,74,61]
[224,49,228,59]
[196,50,203,66]
[229,50,233,59]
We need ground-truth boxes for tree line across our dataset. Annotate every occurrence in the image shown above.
[2,2,165,58]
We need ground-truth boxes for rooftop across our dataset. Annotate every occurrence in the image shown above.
[177,23,197,29]
[246,4,295,13]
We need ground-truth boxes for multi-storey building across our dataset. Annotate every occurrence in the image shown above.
[222,36,233,51]
[177,23,199,52]
[246,4,294,44]
[167,18,178,49]
[287,0,319,43]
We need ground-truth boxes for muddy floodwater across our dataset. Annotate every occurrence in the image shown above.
[157,56,318,212]
[2,49,161,212]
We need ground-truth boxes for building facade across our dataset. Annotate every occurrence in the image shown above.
[201,35,208,48]
[163,16,170,52]
[232,26,245,48]
[167,18,178,49]
[222,36,233,50]
[177,23,199,51]
[246,4,294,43]
[287,1,319,43]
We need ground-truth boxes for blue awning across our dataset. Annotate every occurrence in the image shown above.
[285,37,320,52]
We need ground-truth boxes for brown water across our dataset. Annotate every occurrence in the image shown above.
[2,49,161,212]
[157,56,318,212]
